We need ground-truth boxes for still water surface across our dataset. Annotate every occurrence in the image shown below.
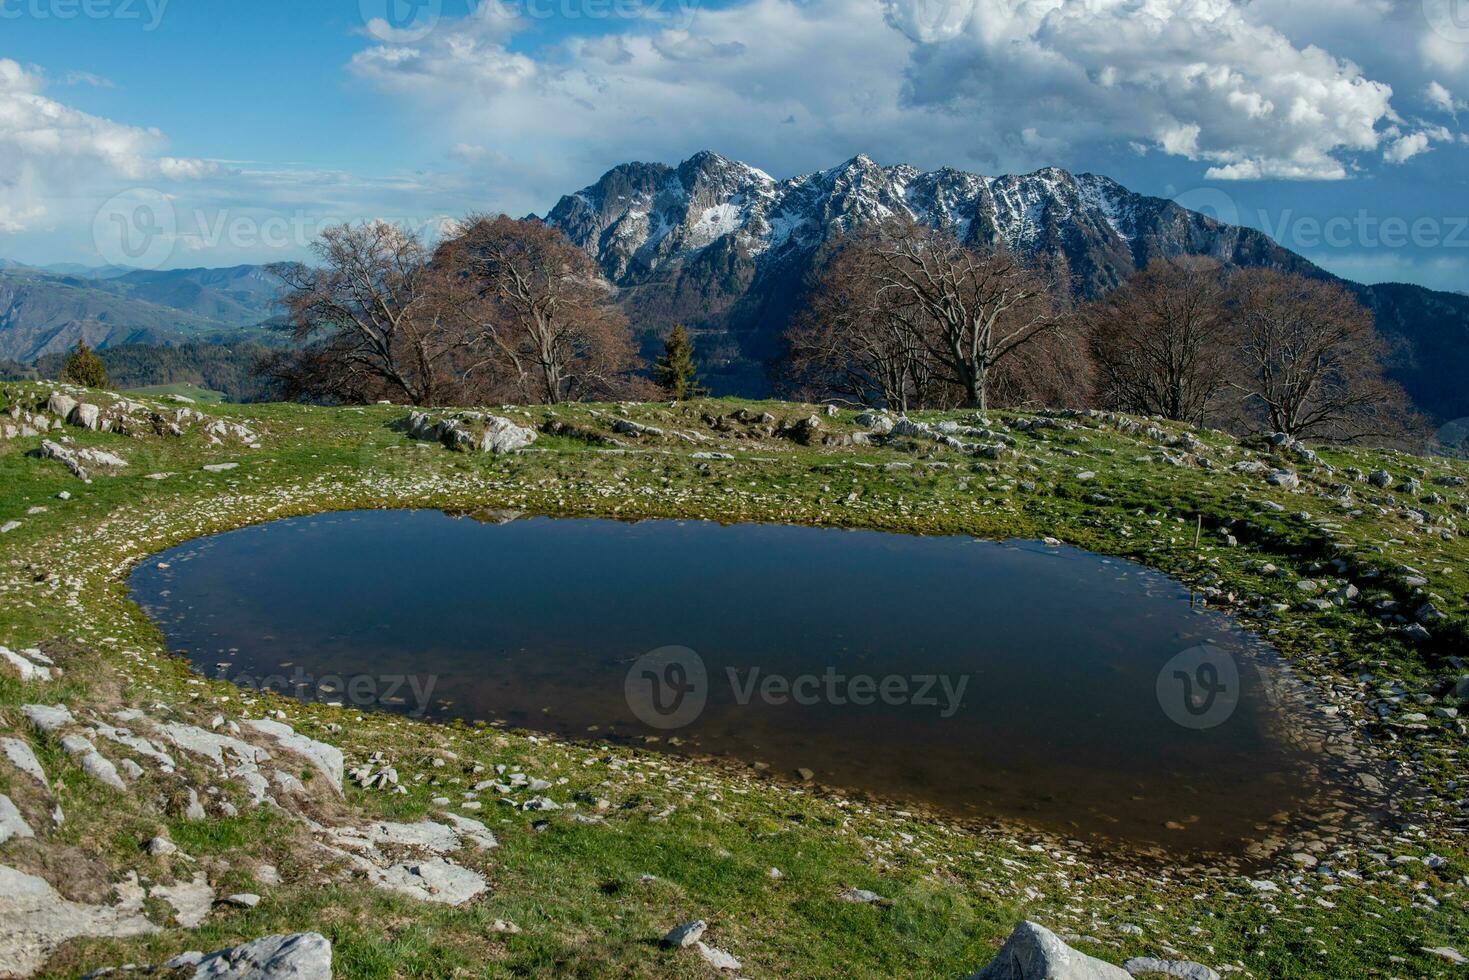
[129,509,1342,857]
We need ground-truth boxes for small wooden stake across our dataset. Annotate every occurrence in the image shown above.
[1194,514,1203,549]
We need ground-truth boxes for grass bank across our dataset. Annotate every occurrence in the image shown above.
[0,383,1466,977]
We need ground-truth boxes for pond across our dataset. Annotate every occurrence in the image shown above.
[128,509,1362,860]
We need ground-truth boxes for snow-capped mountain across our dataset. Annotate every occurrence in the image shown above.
[543,150,1329,394]
[542,151,1468,419]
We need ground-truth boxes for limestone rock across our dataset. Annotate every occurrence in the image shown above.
[46,392,78,420]
[151,873,215,927]
[155,722,270,770]
[969,921,1130,980]
[1,737,49,788]
[0,865,158,977]
[1123,957,1221,980]
[375,859,487,906]
[478,415,539,454]
[438,812,499,850]
[68,402,101,430]
[190,932,332,979]
[0,646,52,682]
[696,941,742,972]
[58,735,127,791]
[242,719,343,793]
[662,920,707,948]
[0,794,34,843]
[21,703,73,734]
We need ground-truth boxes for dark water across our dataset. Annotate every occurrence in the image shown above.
[129,510,1339,857]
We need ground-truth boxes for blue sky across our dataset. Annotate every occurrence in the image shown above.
[2,0,1467,293]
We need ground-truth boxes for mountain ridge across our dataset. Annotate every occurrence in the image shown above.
[544,151,1467,421]
[0,265,283,362]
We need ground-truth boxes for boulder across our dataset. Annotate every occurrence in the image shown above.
[70,403,102,430]
[46,392,78,420]
[1123,958,1220,980]
[1368,469,1394,489]
[969,921,1130,980]
[1266,469,1299,490]
[478,415,538,454]
[662,920,707,948]
[189,932,332,979]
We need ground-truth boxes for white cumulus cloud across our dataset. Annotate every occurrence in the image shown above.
[0,58,214,234]
[347,0,1445,203]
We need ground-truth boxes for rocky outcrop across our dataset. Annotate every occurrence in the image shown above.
[311,816,495,906]
[88,932,333,980]
[31,440,129,481]
[401,411,538,454]
[242,719,344,794]
[188,932,332,979]
[969,922,1130,980]
[0,865,158,977]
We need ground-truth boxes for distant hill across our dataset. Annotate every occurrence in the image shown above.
[545,151,1469,421]
[0,265,283,361]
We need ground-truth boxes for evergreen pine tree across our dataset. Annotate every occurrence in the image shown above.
[652,323,707,399]
[59,342,109,389]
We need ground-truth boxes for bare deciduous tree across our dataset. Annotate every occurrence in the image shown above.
[1227,269,1416,442]
[1082,257,1234,425]
[873,225,1062,412]
[446,215,643,404]
[272,222,473,406]
[784,234,939,411]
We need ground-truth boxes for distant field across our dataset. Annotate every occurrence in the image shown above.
[124,382,228,403]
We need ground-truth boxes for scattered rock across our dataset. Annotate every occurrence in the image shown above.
[21,703,74,734]
[190,932,332,979]
[1266,469,1299,490]
[838,887,886,905]
[58,735,127,791]
[223,893,262,908]
[1,737,49,788]
[968,921,1130,979]
[696,941,742,972]
[0,794,34,843]
[1123,957,1221,980]
[202,463,240,473]
[662,920,707,948]
[147,835,178,857]
[1421,947,1467,966]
